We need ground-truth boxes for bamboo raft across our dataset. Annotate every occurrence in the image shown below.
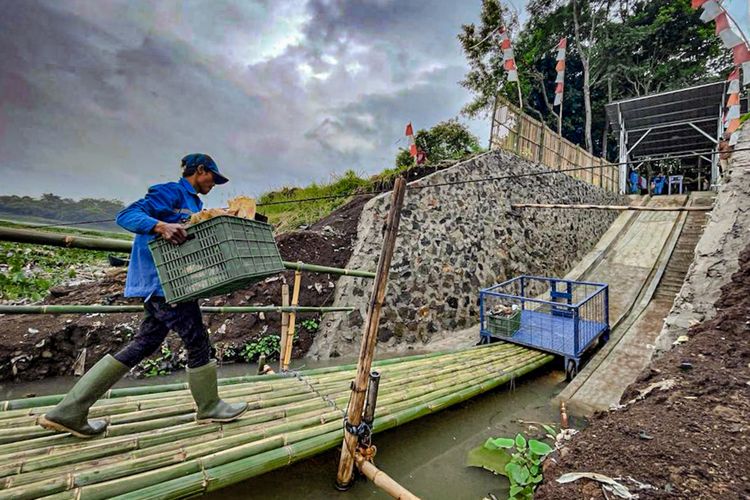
[0,342,551,499]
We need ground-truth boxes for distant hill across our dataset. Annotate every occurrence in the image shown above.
[0,194,124,232]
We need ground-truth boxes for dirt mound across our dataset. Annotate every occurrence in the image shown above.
[536,244,750,499]
[0,195,371,382]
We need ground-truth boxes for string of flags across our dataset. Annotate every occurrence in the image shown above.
[404,123,427,165]
[554,38,567,107]
[497,27,518,82]
[692,0,749,85]
[692,0,749,146]
[725,69,741,145]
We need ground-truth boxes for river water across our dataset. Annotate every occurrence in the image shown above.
[1,359,566,500]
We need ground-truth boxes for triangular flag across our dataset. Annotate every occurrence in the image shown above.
[507,70,518,82]
[726,118,740,133]
[729,131,739,146]
[727,93,740,106]
[555,60,565,72]
[691,0,708,8]
[405,123,413,136]
[556,48,566,60]
[554,93,562,106]
[715,13,730,32]
[719,29,743,49]
[555,82,564,93]
[733,44,750,65]
[556,72,564,83]
[699,0,721,22]
[501,38,512,50]
[503,48,515,61]
[409,143,418,156]
[728,78,740,94]
[504,59,517,71]
[557,38,567,49]
[725,105,740,120]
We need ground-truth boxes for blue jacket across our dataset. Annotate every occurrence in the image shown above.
[116,178,203,298]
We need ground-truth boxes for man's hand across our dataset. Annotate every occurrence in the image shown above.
[153,221,188,245]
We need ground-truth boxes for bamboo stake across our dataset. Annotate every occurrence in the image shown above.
[355,453,420,499]
[511,203,712,212]
[336,177,407,488]
[278,284,290,373]
[282,271,302,371]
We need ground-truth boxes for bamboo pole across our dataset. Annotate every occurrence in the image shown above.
[336,177,407,489]
[510,203,712,212]
[281,271,302,371]
[0,227,375,279]
[0,305,354,315]
[355,453,420,500]
[278,284,290,373]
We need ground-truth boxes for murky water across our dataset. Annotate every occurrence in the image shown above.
[209,367,565,500]
[1,357,565,500]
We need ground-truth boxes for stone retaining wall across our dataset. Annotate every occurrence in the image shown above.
[654,122,750,355]
[310,149,626,358]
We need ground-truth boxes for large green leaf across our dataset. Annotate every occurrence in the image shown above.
[485,437,515,450]
[509,485,524,497]
[515,433,527,450]
[528,439,553,456]
[466,444,511,475]
[505,462,531,485]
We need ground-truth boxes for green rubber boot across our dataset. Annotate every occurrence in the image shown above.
[187,360,248,424]
[38,354,129,438]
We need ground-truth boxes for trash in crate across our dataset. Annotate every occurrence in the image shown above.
[487,304,521,337]
[188,196,258,225]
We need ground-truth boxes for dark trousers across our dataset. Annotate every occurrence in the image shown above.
[114,298,211,369]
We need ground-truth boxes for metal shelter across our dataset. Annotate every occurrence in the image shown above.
[605,82,748,193]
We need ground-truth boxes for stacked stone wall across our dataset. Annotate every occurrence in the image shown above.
[310,150,626,358]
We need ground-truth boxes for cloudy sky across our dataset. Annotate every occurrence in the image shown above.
[0,0,747,206]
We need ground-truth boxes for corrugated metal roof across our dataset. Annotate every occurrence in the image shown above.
[604,81,747,159]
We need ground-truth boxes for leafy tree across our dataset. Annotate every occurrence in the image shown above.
[395,120,482,169]
[459,0,733,159]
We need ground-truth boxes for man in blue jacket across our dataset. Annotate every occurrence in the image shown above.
[39,154,248,438]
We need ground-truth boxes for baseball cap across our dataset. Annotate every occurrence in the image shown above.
[181,153,229,185]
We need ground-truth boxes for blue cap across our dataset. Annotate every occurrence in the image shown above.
[181,153,229,185]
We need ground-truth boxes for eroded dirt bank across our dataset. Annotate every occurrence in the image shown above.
[0,196,371,381]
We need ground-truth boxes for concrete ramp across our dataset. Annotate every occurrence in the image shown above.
[559,193,712,415]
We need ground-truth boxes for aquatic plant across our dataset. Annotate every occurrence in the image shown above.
[483,432,553,500]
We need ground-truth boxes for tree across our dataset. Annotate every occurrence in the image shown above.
[457,0,519,119]
[395,120,482,169]
[459,0,732,159]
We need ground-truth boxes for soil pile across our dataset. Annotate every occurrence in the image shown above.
[0,196,371,381]
[537,244,750,499]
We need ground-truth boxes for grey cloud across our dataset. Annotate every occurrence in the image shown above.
[0,0,486,206]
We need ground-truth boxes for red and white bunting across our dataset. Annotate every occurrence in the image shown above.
[698,0,722,22]
[553,37,567,106]
[715,13,743,48]
[404,122,427,164]
[498,28,518,82]
[724,69,741,145]
[733,43,750,85]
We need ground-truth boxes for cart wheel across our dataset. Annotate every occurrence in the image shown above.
[599,331,610,347]
[565,359,578,381]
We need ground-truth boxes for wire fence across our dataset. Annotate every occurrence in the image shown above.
[490,97,620,193]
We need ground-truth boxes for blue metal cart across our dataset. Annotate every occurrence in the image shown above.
[479,276,610,380]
